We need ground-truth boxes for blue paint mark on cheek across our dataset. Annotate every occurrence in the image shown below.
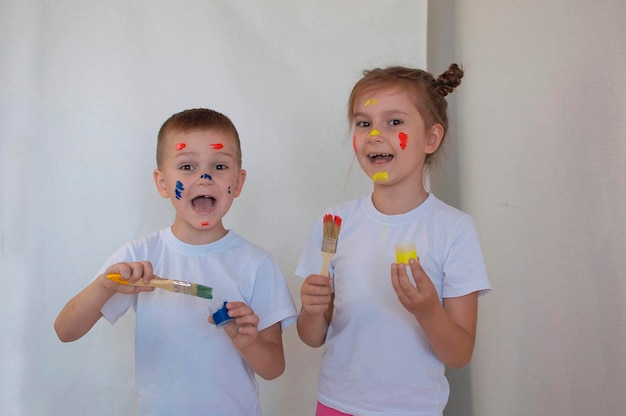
[200,173,212,181]
[175,180,185,200]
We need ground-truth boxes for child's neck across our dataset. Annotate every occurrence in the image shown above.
[371,184,429,215]
[170,221,228,245]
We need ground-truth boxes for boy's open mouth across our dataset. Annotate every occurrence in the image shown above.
[192,196,217,212]
[369,153,394,163]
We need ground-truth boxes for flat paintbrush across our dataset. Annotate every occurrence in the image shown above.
[106,273,213,300]
[320,214,342,277]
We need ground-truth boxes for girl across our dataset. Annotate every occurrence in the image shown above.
[296,65,491,416]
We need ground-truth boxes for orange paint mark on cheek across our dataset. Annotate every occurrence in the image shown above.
[352,134,357,153]
[210,143,224,149]
[398,132,408,150]
[175,143,186,151]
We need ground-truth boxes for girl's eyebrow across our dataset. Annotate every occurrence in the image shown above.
[352,111,370,119]
[381,109,410,117]
[353,109,409,119]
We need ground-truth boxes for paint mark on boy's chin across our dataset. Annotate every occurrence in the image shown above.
[201,221,210,227]
[175,143,186,151]
[210,143,224,149]
[398,132,408,150]
[372,171,389,182]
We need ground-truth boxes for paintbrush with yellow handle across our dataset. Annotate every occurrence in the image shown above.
[106,273,213,300]
[320,214,342,277]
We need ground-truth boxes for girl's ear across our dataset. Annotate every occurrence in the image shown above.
[153,169,170,198]
[425,124,445,155]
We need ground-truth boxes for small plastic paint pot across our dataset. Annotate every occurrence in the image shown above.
[209,300,234,327]
[395,242,418,264]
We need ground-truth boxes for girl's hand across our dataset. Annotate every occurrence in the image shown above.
[211,302,260,350]
[391,259,440,319]
[101,261,156,294]
[300,274,333,316]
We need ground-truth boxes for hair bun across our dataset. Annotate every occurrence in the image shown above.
[433,64,464,97]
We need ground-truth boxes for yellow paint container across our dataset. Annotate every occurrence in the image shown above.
[395,242,418,264]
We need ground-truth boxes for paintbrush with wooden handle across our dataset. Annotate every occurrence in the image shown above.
[106,273,213,300]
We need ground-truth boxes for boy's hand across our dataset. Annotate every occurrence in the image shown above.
[300,274,333,316]
[101,261,157,294]
[210,302,260,350]
[391,259,439,319]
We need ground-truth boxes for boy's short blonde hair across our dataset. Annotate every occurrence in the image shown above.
[156,108,242,168]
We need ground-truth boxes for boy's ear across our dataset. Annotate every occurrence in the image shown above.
[231,169,247,198]
[153,169,170,198]
[425,123,445,155]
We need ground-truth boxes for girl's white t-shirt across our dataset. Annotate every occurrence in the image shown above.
[296,194,491,416]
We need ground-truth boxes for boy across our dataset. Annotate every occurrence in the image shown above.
[55,108,297,415]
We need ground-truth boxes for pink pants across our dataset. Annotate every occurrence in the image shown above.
[316,401,352,416]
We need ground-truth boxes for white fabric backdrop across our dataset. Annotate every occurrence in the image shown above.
[0,1,427,415]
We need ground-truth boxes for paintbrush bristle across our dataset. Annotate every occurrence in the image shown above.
[322,214,342,253]
[191,284,213,300]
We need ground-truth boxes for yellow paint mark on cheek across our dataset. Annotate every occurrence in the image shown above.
[372,171,389,182]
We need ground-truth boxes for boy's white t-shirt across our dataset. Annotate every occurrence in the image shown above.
[295,194,491,416]
[100,228,297,416]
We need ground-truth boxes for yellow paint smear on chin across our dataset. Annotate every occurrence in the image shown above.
[372,171,389,182]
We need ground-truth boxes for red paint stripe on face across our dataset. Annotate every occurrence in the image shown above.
[210,143,224,149]
[398,132,408,150]
[201,221,210,227]
[175,143,186,151]
[352,134,357,153]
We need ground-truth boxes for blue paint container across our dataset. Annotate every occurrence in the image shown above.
[210,300,233,327]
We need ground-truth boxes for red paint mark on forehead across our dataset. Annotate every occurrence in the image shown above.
[210,143,224,149]
[398,132,408,150]
[175,143,186,151]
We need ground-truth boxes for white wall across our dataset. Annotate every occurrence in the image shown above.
[429,1,626,415]
[0,1,428,415]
